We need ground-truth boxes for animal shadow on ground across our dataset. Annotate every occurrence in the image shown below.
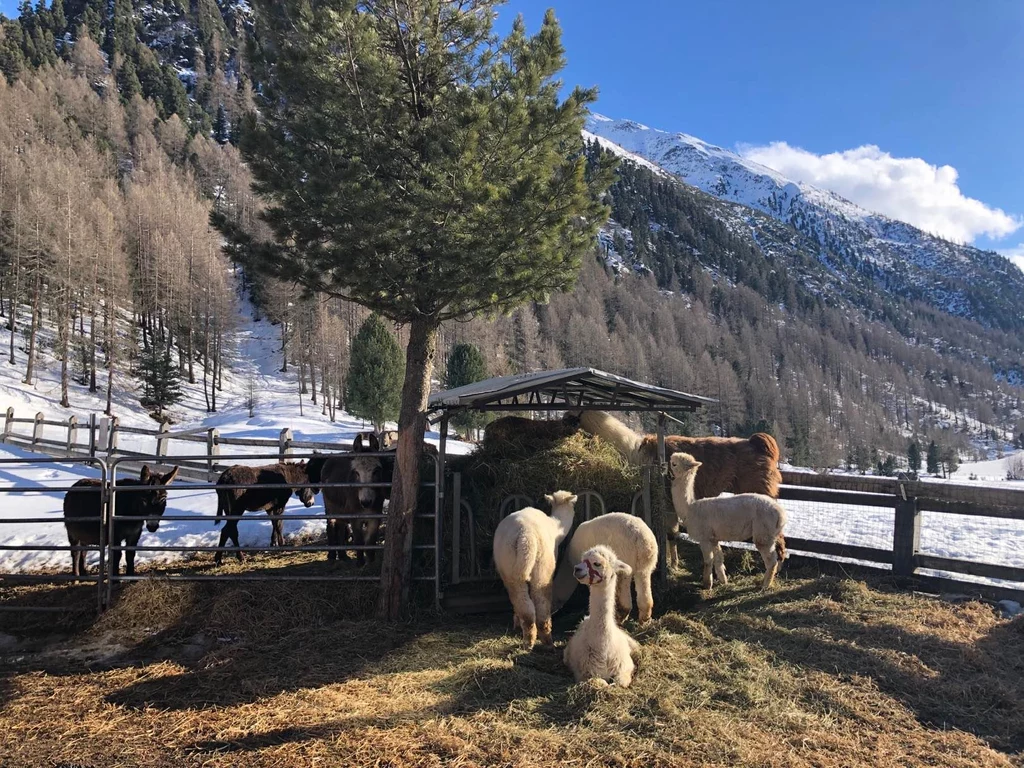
[707,579,1024,756]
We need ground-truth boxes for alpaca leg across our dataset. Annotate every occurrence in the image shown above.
[363,518,381,565]
[533,583,554,645]
[613,656,636,688]
[503,579,536,649]
[758,544,779,589]
[712,544,728,585]
[616,574,633,623]
[699,541,716,589]
[635,570,654,624]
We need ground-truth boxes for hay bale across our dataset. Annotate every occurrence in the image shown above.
[445,432,642,576]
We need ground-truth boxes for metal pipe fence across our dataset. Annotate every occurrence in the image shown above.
[0,456,108,613]
[1,451,441,613]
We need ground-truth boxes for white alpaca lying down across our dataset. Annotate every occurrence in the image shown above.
[563,545,641,687]
[553,512,658,623]
[493,491,578,649]
[669,452,787,590]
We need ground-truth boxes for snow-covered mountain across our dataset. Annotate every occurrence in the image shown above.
[584,115,1024,333]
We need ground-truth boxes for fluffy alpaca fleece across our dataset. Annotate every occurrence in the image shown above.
[563,545,641,687]
[578,410,782,498]
[553,513,658,623]
[669,452,787,590]
[493,491,578,649]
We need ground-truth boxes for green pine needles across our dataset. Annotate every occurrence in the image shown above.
[345,315,404,432]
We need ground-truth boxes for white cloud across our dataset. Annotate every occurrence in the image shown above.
[1000,244,1024,274]
[739,142,1020,244]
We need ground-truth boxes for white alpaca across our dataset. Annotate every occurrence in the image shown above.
[493,491,578,649]
[563,545,640,687]
[553,513,658,623]
[669,452,787,590]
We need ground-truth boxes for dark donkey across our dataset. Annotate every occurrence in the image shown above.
[315,433,394,565]
[213,460,318,564]
[64,465,180,577]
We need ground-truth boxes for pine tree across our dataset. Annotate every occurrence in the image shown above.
[345,314,404,432]
[445,343,488,437]
[162,65,189,119]
[213,103,229,144]
[217,1,615,619]
[926,440,940,475]
[115,54,141,101]
[50,0,66,41]
[907,441,921,473]
[138,343,183,418]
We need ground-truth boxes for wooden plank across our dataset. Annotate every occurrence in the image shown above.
[917,498,1024,521]
[783,537,893,564]
[779,486,896,508]
[915,554,1024,583]
[905,573,1024,605]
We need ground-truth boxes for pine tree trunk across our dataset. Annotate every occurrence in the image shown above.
[281,317,288,372]
[89,304,97,393]
[377,316,437,621]
[23,273,40,385]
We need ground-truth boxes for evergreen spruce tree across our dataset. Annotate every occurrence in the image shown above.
[345,315,404,432]
[115,55,142,101]
[162,65,189,118]
[138,343,183,418]
[926,440,940,475]
[907,441,921,473]
[214,103,229,144]
[445,343,488,437]
[216,0,615,618]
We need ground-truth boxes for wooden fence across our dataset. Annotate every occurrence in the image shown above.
[0,407,353,481]
[3,406,1023,606]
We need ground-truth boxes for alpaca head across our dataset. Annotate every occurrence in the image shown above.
[573,545,631,588]
[668,452,701,481]
[545,490,578,508]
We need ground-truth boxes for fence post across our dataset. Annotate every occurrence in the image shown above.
[156,422,169,457]
[3,407,13,442]
[892,487,920,577]
[88,413,97,457]
[66,415,78,456]
[32,412,44,447]
[108,416,119,456]
[207,428,219,480]
[279,427,293,457]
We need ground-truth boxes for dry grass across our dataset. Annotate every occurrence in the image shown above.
[1,549,1023,767]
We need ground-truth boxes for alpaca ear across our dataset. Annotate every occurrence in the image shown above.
[569,494,578,505]
[139,465,151,482]
[544,493,554,505]
[615,560,633,579]
[161,466,179,484]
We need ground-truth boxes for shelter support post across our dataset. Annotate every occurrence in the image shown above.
[435,414,448,610]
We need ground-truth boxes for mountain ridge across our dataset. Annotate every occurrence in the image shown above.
[584,114,1024,333]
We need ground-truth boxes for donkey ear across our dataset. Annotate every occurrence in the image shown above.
[614,559,633,579]
[368,433,380,452]
[139,465,151,482]
[353,434,364,451]
[162,466,179,484]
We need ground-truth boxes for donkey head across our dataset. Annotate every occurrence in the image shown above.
[138,465,180,532]
[290,460,317,508]
[349,455,383,509]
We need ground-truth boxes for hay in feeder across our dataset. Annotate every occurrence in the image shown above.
[444,431,644,576]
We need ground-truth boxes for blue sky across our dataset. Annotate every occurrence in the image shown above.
[497,0,1024,263]
[5,0,1022,263]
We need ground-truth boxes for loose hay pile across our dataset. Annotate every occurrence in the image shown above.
[446,431,643,575]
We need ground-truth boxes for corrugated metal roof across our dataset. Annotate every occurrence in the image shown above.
[428,367,714,412]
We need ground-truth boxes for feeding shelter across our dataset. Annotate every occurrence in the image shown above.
[427,367,713,612]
